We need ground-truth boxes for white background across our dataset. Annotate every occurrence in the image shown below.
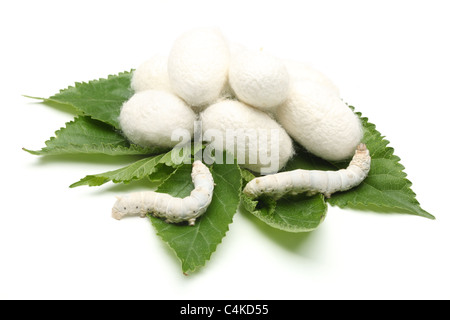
[1,0,449,300]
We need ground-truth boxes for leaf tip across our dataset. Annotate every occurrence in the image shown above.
[22,94,45,100]
[69,178,91,188]
[422,211,436,220]
[22,147,40,155]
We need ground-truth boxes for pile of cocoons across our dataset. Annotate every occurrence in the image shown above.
[119,27,363,174]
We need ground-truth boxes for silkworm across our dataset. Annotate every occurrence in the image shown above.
[243,144,371,199]
[112,161,214,226]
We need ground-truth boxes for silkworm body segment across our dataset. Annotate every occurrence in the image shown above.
[243,144,371,199]
[112,161,214,226]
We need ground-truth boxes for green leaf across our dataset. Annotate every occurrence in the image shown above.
[147,163,178,182]
[23,116,162,156]
[69,146,193,188]
[327,109,434,219]
[150,160,242,274]
[70,151,176,188]
[29,71,133,128]
[242,194,328,232]
[70,154,163,187]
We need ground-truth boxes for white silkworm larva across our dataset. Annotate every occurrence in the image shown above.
[243,144,371,199]
[111,161,214,226]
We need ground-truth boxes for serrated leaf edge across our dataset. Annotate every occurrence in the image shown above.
[52,70,133,97]
[30,71,134,128]
[22,116,160,156]
[327,108,434,219]
[69,153,167,188]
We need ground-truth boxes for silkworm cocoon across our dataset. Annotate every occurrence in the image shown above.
[119,90,196,148]
[167,27,230,108]
[284,59,340,96]
[229,48,290,112]
[275,81,363,161]
[200,100,294,174]
[244,144,371,199]
[112,161,214,226]
[131,55,172,93]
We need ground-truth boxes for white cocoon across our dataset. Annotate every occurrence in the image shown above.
[119,90,196,148]
[200,100,294,174]
[276,82,363,161]
[168,28,230,108]
[284,60,340,96]
[229,48,290,112]
[131,55,172,93]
